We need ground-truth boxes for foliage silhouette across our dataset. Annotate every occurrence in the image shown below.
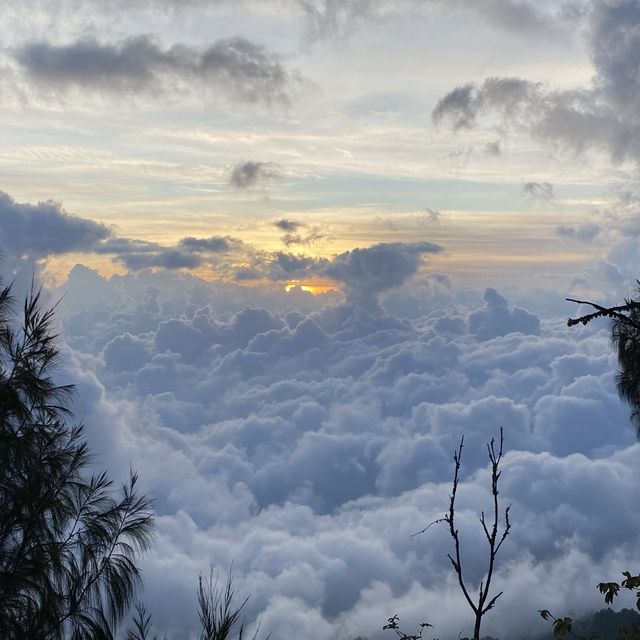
[197,566,267,640]
[567,290,640,435]
[0,278,154,639]
[543,293,640,640]
[540,574,640,640]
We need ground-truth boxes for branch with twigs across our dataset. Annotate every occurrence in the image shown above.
[566,295,640,330]
[405,429,511,640]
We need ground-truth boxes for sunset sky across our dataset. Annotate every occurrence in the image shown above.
[4,2,640,639]
[2,0,625,289]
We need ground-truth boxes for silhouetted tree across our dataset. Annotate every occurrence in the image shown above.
[197,566,266,640]
[386,429,511,640]
[568,290,640,434]
[0,279,154,639]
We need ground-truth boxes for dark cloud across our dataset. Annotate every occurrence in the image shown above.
[281,227,325,247]
[118,249,202,271]
[433,3,640,164]
[273,218,300,232]
[178,236,243,253]
[15,35,297,105]
[0,191,110,259]
[96,237,203,271]
[325,241,443,305]
[268,251,328,280]
[229,161,284,189]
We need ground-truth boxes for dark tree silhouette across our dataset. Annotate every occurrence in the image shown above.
[197,567,266,640]
[0,279,154,639]
[567,290,640,434]
[386,430,511,640]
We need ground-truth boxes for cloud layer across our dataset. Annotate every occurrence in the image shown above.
[46,248,640,639]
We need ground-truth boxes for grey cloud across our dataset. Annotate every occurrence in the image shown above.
[273,219,326,247]
[282,227,325,247]
[522,181,555,202]
[118,249,203,271]
[268,251,328,280]
[556,223,601,243]
[178,236,243,253]
[418,207,445,224]
[433,76,540,130]
[484,140,502,156]
[0,190,111,259]
[295,0,559,41]
[52,266,640,639]
[229,161,284,189]
[467,287,540,341]
[325,241,443,304]
[96,237,203,271]
[15,35,297,105]
[433,3,640,163]
[273,218,300,232]
[432,83,476,130]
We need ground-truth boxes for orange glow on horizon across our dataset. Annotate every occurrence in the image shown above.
[285,281,338,295]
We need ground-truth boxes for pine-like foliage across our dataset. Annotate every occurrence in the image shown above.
[567,290,640,436]
[611,296,640,435]
[0,280,154,639]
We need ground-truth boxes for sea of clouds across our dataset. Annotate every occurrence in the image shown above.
[16,235,637,640]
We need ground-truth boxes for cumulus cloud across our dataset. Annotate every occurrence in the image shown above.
[467,287,540,340]
[15,35,298,105]
[0,190,111,259]
[325,241,443,306]
[49,263,640,639]
[229,161,284,189]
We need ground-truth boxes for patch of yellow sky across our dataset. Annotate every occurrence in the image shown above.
[40,202,600,293]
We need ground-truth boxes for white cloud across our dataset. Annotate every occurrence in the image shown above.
[46,261,640,639]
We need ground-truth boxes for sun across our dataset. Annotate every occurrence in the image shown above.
[285,281,337,295]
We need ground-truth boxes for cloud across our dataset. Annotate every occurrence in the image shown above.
[432,3,640,164]
[51,265,640,639]
[0,191,111,260]
[432,76,541,131]
[556,223,602,243]
[178,236,243,253]
[295,0,560,42]
[94,237,201,271]
[325,241,443,305]
[467,287,540,341]
[229,161,284,189]
[417,207,446,224]
[522,181,555,203]
[484,139,502,156]
[15,35,297,105]
[273,218,300,232]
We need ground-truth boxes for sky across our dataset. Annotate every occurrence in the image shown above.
[4,1,640,638]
